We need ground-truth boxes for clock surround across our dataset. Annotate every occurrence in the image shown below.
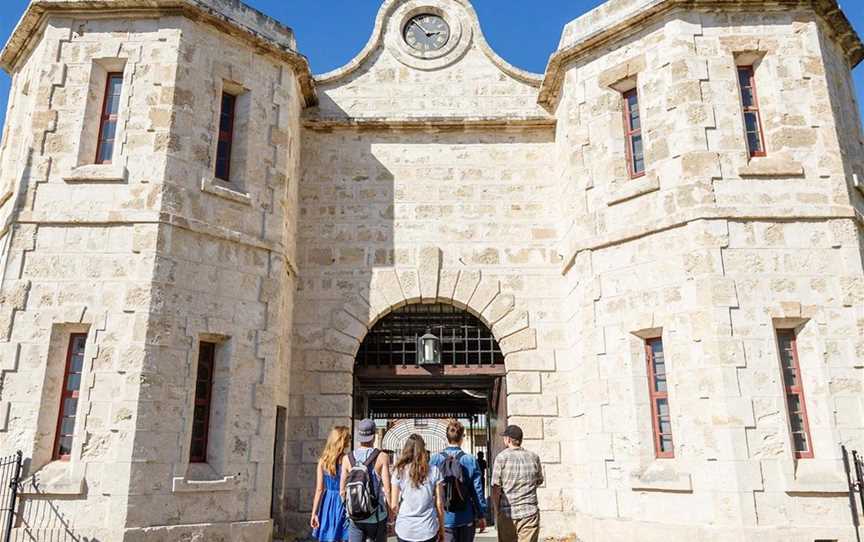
[386,3,471,70]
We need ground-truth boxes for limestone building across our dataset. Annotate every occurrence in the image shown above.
[0,0,863,540]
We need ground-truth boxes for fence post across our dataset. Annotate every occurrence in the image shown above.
[2,451,22,542]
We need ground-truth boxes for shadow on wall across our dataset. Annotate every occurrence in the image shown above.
[274,89,554,537]
[14,492,94,542]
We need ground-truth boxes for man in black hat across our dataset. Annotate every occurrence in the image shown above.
[490,425,543,542]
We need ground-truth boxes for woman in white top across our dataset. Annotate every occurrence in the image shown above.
[391,434,445,542]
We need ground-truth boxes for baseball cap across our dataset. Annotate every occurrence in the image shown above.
[501,425,523,441]
[357,418,376,443]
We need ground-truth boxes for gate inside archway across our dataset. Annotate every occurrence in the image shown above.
[353,303,508,472]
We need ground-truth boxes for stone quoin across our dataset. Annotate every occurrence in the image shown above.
[0,0,863,541]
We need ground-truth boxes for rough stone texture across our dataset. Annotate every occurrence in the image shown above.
[0,0,861,541]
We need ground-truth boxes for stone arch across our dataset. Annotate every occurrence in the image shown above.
[324,247,538,361]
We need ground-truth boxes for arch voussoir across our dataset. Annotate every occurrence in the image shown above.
[330,308,367,343]
[452,269,481,309]
[483,293,515,325]
[417,246,442,301]
[437,270,460,303]
[397,269,421,304]
[468,278,500,319]
[493,309,529,339]
[498,327,537,355]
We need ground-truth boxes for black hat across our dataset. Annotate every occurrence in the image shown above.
[501,425,523,441]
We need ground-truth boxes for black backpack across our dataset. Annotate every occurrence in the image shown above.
[438,451,475,513]
[345,450,381,521]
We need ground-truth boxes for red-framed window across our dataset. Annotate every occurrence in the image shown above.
[215,92,237,181]
[95,73,124,164]
[190,342,216,463]
[623,88,645,178]
[646,338,674,458]
[777,330,814,459]
[53,334,87,461]
[737,66,766,158]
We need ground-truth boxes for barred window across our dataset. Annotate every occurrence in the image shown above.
[215,92,237,181]
[646,338,673,458]
[95,73,123,164]
[53,334,87,460]
[190,342,216,463]
[777,330,813,459]
[623,88,645,178]
[738,66,766,158]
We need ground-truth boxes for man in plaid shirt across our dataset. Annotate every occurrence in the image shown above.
[491,425,544,542]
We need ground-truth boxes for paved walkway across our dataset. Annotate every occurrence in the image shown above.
[388,527,498,542]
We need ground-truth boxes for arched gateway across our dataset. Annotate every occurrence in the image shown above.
[353,303,508,460]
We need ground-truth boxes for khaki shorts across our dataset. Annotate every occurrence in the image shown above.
[496,512,540,542]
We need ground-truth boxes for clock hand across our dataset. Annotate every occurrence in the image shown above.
[411,19,433,35]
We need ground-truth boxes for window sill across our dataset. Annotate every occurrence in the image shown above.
[64,163,128,183]
[201,175,251,205]
[739,155,804,178]
[629,461,693,493]
[607,173,660,206]
[783,459,849,494]
[19,460,85,496]
[172,463,240,493]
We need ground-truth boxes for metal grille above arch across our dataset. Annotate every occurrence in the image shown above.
[356,303,504,370]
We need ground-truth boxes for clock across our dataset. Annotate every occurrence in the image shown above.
[403,14,450,52]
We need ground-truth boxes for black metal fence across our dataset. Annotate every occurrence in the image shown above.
[0,451,22,542]
[842,445,864,542]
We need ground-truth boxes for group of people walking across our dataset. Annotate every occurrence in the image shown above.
[310,419,543,542]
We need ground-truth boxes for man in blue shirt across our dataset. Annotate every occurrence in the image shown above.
[430,420,488,542]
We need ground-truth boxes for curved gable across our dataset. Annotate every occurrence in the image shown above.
[308,0,550,123]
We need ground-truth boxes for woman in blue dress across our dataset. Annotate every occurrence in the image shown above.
[311,426,351,542]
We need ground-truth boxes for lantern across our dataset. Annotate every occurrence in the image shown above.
[417,329,441,365]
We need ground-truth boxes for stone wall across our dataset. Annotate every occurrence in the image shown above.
[0,13,178,541]
[0,3,307,541]
[553,4,864,541]
[0,0,860,541]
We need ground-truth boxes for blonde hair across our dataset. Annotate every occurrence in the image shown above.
[320,426,351,476]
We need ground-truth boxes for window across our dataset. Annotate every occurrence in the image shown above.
[777,330,813,459]
[95,73,123,164]
[623,88,645,178]
[215,92,237,181]
[645,338,673,458]
[190,342,217,463]
[737,66,766,157]
[53,334,87,460]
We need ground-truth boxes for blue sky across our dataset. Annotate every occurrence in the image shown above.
[0,0,862,131]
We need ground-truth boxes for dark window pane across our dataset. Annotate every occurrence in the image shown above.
[66,373,81,392]
[57,436,73,456]
[740,87,754,108]
[792,432,808,453]
[71,353,84,373]
[63,398,78,416]
[654,374,667,393]
[746,131,762,155]
[656,398,670,418]
[97,138,115,163]
[60,417,76,435]
[660,435,674,452]
[631,135,644,173]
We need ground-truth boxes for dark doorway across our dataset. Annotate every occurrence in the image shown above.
[352,303,507,500]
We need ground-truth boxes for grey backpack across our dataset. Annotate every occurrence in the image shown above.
[345,450,381,521]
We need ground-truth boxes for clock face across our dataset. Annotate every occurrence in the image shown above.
[403,14,450,52]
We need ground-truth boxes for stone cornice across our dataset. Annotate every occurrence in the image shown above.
[302,115,556,131]
[559,204,859,276]
[539,0,864,110]
[0,0,317,106]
